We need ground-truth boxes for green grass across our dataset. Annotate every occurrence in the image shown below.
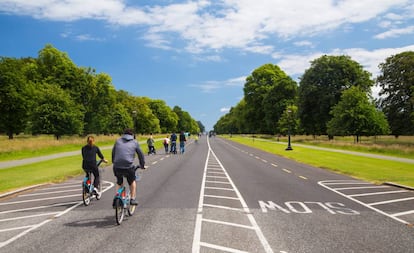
[0,149,111,194]
[0,140,165,194]
[224,136,414,187]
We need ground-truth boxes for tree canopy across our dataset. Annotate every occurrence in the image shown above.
[377,51,414,137]
[298,55,373,136]
[0,44,201,139]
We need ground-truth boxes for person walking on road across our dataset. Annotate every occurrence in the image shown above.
[147,133,156,155]
[170,132,177,154]
[112,128,146,206]
[163,135,170,153]
[81,136,108,195]
[179,131,187,154]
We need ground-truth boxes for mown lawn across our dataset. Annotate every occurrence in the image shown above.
[223,136,414,187]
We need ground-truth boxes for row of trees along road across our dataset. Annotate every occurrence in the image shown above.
[214,52,414,141]
[0,44,204,139]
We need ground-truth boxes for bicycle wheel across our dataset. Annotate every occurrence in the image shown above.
[82,185,91,206]
[95,183,102,200]
[115,198,125,225]
[128,202,136,216]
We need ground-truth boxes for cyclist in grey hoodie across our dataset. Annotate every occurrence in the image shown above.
[112,128,145,205]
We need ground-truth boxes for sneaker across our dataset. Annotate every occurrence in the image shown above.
[93,188,100,196]
[130,199,138,206]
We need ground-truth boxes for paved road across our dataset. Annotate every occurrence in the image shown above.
[1,136,414,252]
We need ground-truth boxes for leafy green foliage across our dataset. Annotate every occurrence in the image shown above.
[377,51,414,137]
[327,86,389,141]
[298,55,373,135]
[0,44,202,138]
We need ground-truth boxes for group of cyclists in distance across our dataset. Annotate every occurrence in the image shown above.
[81,129,200,207]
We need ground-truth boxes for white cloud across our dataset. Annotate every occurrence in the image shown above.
[374,25,414,39]
[1,0,412,53]
[190,76,246,93]
[276,44,414,78]
[220,107,230,113]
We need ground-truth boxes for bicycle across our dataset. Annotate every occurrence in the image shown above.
[112,165,147,225]
[82,159,104,206]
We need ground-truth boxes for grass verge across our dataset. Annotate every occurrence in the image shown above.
[224,136,414,187]
[0,140,165,194]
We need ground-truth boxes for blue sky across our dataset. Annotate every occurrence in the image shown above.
[1,1,413,131]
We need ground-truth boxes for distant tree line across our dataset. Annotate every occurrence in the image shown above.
[214,52,414,141]
[0,44,204,139]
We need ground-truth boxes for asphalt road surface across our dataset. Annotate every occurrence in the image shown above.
[1,136,414,253]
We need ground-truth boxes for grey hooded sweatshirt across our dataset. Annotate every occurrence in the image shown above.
[112,134,145,170]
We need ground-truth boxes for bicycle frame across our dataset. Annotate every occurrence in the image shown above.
[114,184,136,225]
[82,160,103,206]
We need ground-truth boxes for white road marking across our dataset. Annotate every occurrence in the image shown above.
[319,180,409,225]
[368,197,414,206]
[0,181,114,249]
[334,186,390,190]
[192,138,274,253]
[349,190,408,197]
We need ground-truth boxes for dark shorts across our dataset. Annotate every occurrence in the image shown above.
[113,166,137,186]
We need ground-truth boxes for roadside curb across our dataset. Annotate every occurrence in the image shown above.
[383,182,414,191]
[0,184,48,199]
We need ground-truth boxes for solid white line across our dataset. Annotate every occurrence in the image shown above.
[334,186,390,190]
[0,194,80,205]
[202,218,255,230]
[36,184,79,191]
[0,201,80,215]
[0,212,60,222]
[205,180,231,184]
[0,219,52,248]
[20,188,80,196]
[203,204,244,212]
[207,168,224,171]
[368,197,414,206]
[206,175,228,179]
[322,182,371,185]
[392,210,414,217]
[0,225,34,233]
[204,194,239,200]
[208,149,274,253]
[192,146,210,253]
[199,242,249,253]
[204,186,234,191]
[207,171,226,175]
[349,190,408,197]
[318,181,409,224]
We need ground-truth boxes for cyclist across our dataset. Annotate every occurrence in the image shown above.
[112,128,145,206]
[163,135,170,153]
[81,136,108,195]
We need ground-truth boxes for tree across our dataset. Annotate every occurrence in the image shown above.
[107,103,133,135]
[377,51,414,137]
[133,97,160,134]
[298,55,373,136]
[0,57,35,139]
[277,105,300,136]
[243,64,292,134]
[148,100,178,133]
[327,86,389,142]
[31,84,83,139]
[263,78,297,134]
[84,73,117,134]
